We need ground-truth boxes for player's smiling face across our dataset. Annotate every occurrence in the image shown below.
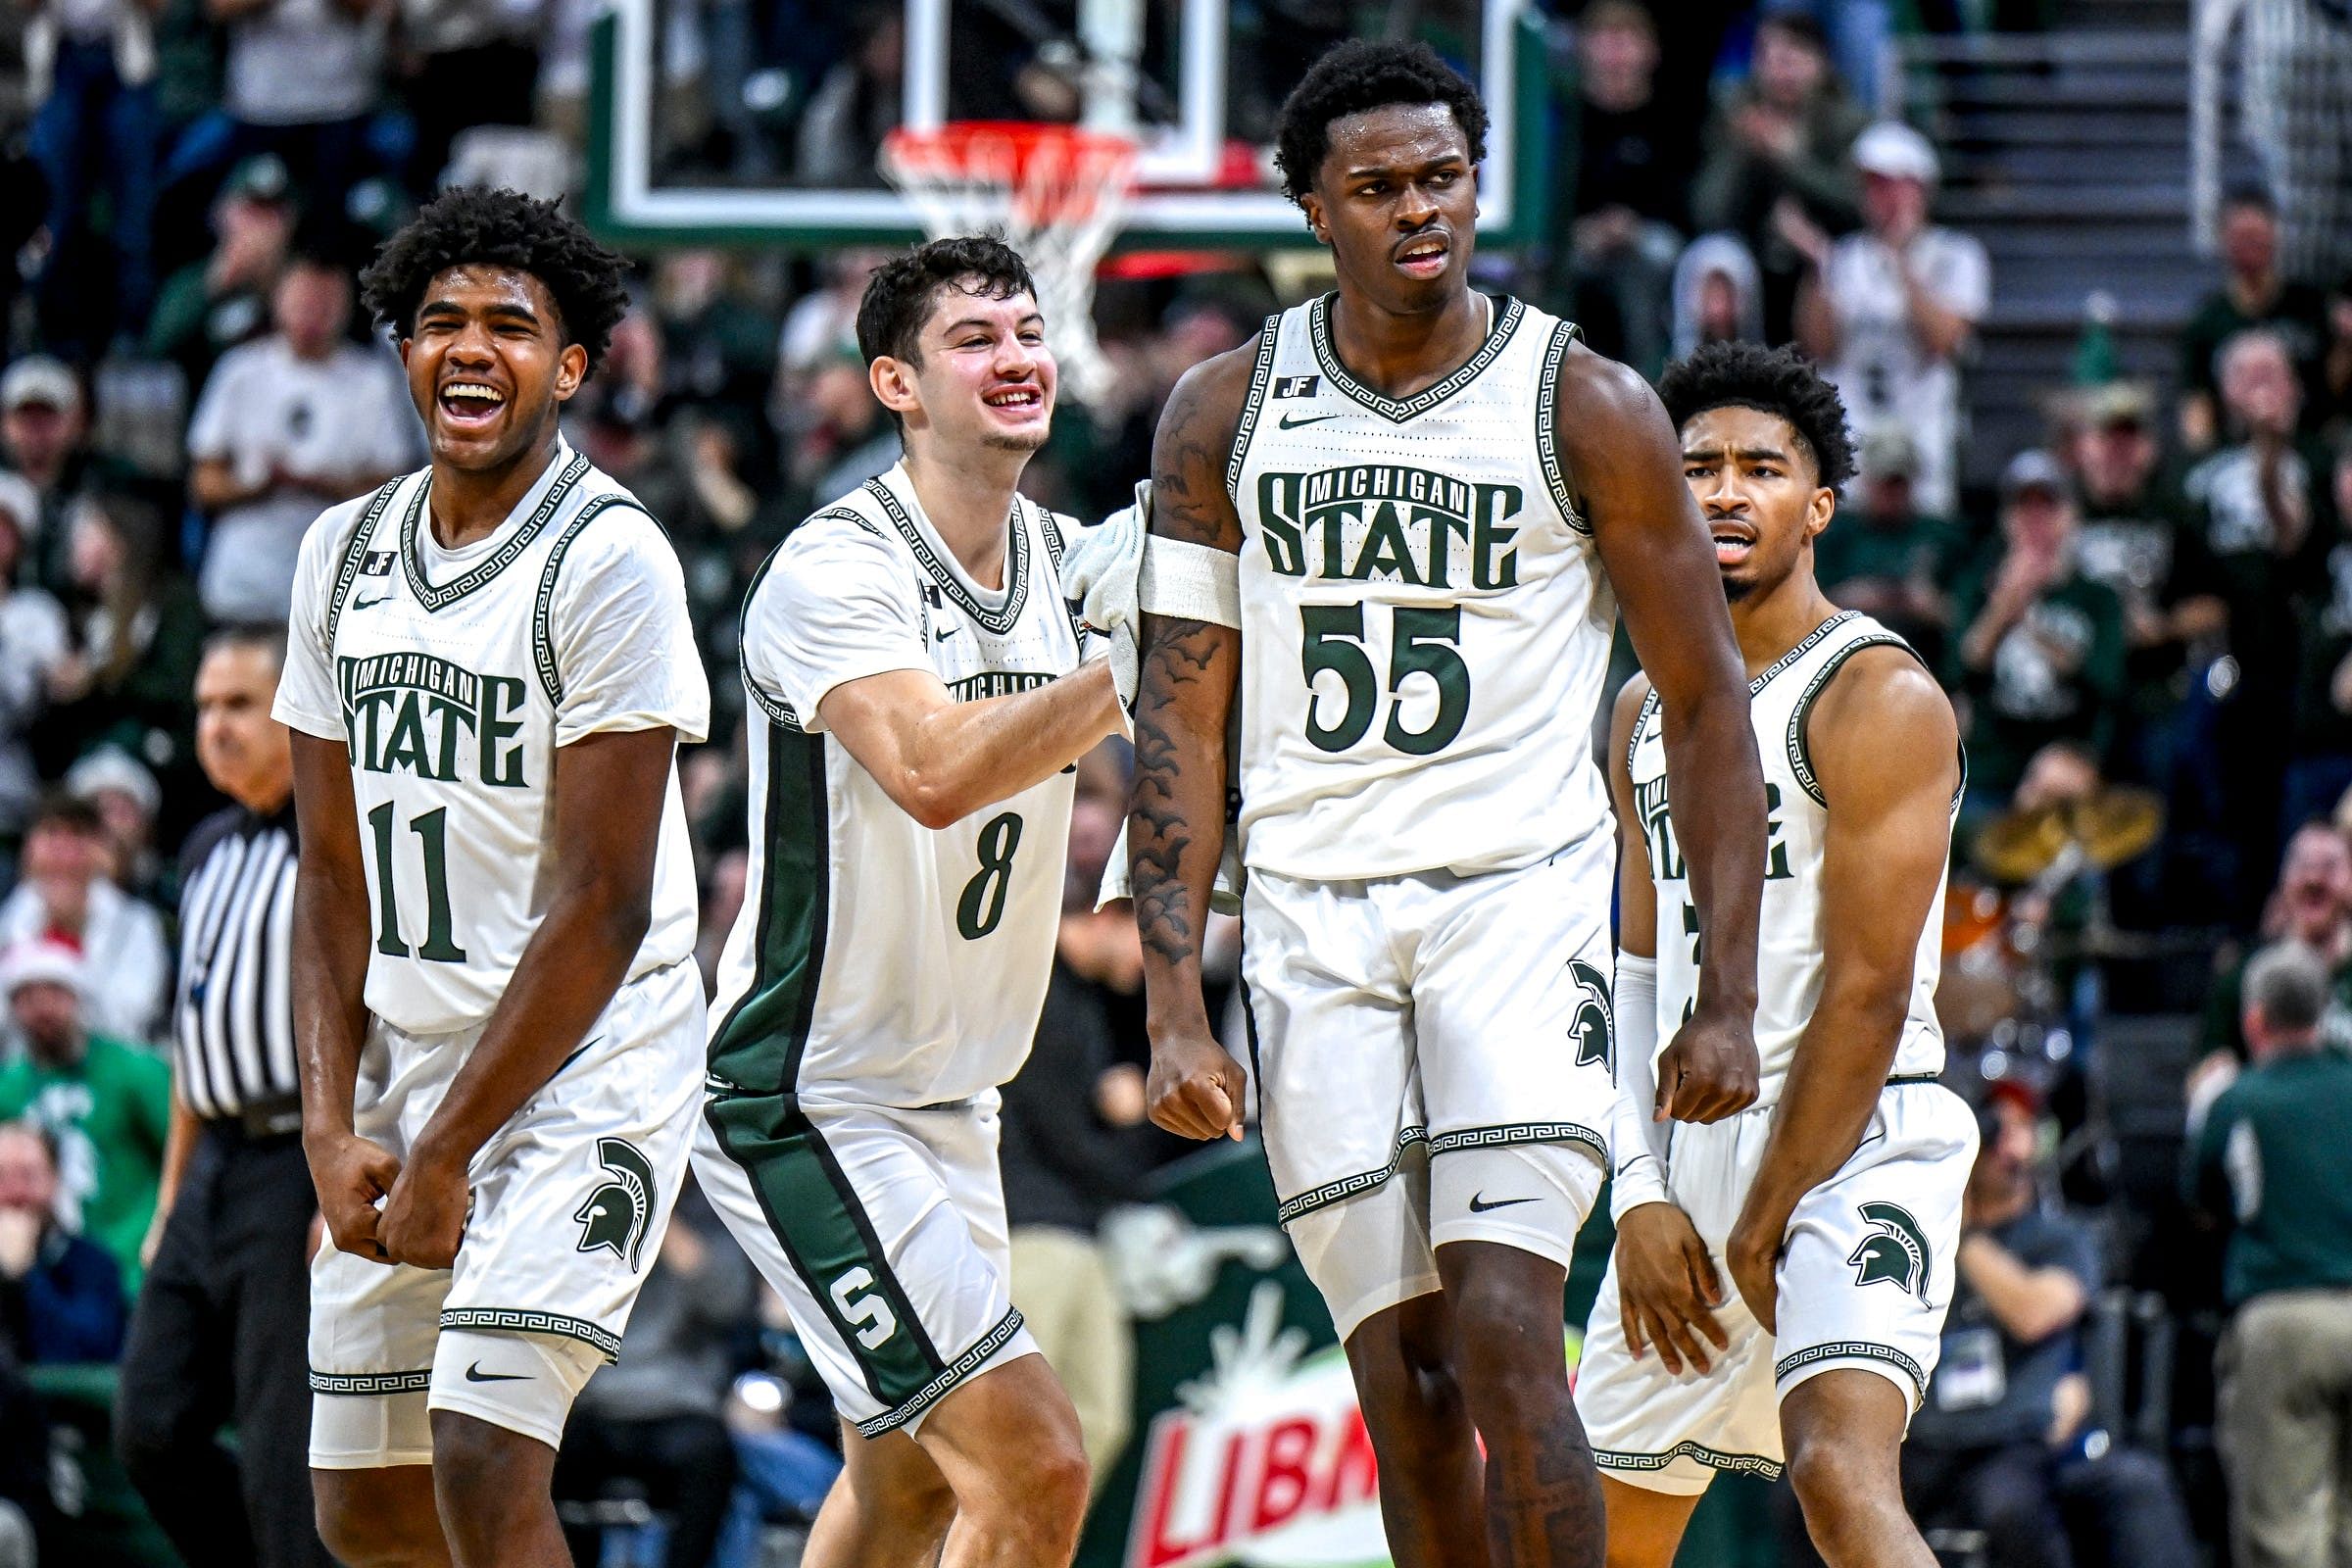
[874,281,1054,455]
[1303,103,1478,310]
[1680,405,1832,605]
[402,265,585,471]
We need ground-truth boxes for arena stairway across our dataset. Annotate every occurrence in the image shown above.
[1889,1,2212,502]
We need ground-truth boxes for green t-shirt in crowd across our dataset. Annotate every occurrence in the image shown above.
[2188,1049,2352,1305]
[1947,565,2129,799]
[0,1034,172,1287]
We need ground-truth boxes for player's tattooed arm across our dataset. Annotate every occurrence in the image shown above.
[287,732,403,1264]
[1562,342,1766,1125]
[1130,348,1250,1141]
[1727,649,1959,1331]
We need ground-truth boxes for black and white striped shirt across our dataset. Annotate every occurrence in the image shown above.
[172,805,299,1120]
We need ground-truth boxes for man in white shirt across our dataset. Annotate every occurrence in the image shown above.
[188,249,418,624]
[1791,122,1990,518]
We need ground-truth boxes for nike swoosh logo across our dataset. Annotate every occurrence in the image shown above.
[1278,412,1339,429]
[1468,1193,1538,1213]
[464,1362,531,1383]
[934,626,957,642]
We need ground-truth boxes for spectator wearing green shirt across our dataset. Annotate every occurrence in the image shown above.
[2198,821,2352,1066]
[1815,424,1959,666]
[2178,188,2328,455]
[2187,941,2352,1568]
[1950,451,2129,806]
[0,940,168,1286]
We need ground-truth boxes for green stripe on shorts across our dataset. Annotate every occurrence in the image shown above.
[704,1094,948,1410]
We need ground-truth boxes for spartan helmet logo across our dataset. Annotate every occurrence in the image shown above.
[1567,959,1615,1076]
[574,1138,657,1273]
[1848,1201,1932,1299]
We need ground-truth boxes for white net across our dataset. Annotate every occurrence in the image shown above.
[881,123,1139,407]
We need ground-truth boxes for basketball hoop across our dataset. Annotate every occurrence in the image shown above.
[881,122,1139,407]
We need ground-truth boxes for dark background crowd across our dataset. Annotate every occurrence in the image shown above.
[0,0,2349,1565]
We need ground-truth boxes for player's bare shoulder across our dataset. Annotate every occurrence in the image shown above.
[1803,643,1962,805]
[1150,334,1265,552]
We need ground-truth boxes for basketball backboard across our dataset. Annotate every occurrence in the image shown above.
[581,0,1550,252]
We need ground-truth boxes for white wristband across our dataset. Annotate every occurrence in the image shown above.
[1608,953,1672,1222]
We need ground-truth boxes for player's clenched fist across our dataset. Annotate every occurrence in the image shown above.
[1148,1031,1248,1141]
[306,1130,404,1264]
[376,1145,471,1271]
[1653,1004,1760,1124]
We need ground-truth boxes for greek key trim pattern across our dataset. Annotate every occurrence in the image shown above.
[863,479,1029,634]
[401,453,590,612]
[532,493,653,707]
[1534,318,1592,534]
[1276,1126,1432,1226]
[1223,317,1284,503]
[1595,1442,1784,1481]
[1786,631,1915,808]
[1774,1340,1927,1402]
[1426,1121,1608,1164]
[322,475,408,655]
[852,1307,1028,1439]
[1307,292,1526,423]
[308,1367,432,1396]
[440,1307,623,1363]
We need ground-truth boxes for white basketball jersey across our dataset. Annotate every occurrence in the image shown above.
[274,443,710,1038]
[1228,294,1617,880]
[1628,612,1952,1104]
[709,465,1083,1109]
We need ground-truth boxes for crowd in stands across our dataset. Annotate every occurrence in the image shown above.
[0,1,2347,1565]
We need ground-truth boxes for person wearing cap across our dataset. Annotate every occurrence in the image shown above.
[0,939,170,1287]
[2189,939,2352,1568]
[143,153,296,392]
[1949,451,2127,806]
[0,357,112,599]
[64,747,161,899]
[113,622,331,1568]
[1788,120,1989,519]
[2178,187,2328,455]
[1814,422,1961,663]
[2183,327,2338,918]
[0,795,171,1044]
[186,246,419,624]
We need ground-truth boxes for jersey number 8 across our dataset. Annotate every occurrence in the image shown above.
[956,811,1025,940]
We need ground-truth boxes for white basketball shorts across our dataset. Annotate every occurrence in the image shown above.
[1577,1078,1978,1494]
[692,1090,1038,1440]
[1241,830,1617,1329]
[308,957,705,1466]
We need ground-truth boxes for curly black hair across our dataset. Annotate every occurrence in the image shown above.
[1272,40,1489,205]
[1656,342,1856,490]
[358,187,631,375]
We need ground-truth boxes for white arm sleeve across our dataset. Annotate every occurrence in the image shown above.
[1608,953,1672,1221]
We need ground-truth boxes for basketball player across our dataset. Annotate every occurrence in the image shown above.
[691,236,1123,1568]
[1127,41,1769,1568]
[277,188,710,1568]
[1577,342,1977,1567]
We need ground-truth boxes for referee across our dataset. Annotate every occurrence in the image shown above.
[115,624,328,1567]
